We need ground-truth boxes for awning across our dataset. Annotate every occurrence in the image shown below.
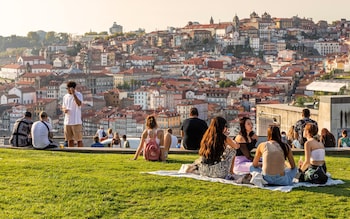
[306,81,346,92]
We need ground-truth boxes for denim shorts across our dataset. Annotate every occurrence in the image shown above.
[263,168,297,186]
[250,166,297,186]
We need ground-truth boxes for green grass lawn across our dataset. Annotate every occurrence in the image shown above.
[0,149,349,219]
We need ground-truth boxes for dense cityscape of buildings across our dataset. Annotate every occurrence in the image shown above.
[0,12,350,138]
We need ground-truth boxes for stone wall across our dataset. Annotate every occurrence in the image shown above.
[256,95,350,141]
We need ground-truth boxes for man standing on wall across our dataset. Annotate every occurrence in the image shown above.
[180,107,208,150]
[294,108,318,149]
[62,81,84,147]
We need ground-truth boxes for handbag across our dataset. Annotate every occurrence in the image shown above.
[304,165,328,184]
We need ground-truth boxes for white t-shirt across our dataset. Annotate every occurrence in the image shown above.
[170,135,178,148]
[96,129,106,139]
[31,121,52,149]
[62,91,83,125]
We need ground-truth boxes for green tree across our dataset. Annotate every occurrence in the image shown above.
[224,80,235,87]
[236,77,243,85]
[57,32,69,44]
[295,96,305,107]
[27,31,40,46]
[218,80,225,88]
[218,80,235,88]
[125,32,137,38]
[66,42,82,56]
[45,31,56,44]
[85,32,98,35]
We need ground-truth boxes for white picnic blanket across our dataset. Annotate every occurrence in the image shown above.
[146,170,345,192]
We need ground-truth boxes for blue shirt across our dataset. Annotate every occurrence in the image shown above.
[91,142,104,147]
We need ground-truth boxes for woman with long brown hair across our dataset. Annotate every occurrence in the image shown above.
[250,125,297,185]
[232,117,258,174]
[196,117,240,178]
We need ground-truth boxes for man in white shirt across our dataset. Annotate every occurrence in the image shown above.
[170,129,178,148]
[96,126,108,142]
[62,81,84,147]
[32,111,59,149]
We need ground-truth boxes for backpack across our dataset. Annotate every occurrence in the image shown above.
[341,137,350,147]
[297,118,318,146]
[143,130,160,161]
[9,119,33,147]
[102,130,107,137]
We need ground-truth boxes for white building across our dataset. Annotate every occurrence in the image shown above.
[134,87,150,110]
[314,41,340,55]
[0,64,25,79]
[8,86,36,105]
[17,56,46,66]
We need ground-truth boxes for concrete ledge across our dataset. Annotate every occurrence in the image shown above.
[1,145,350,155]
[0,145,199,154]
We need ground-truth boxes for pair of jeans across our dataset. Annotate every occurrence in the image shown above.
[250,166,297,186]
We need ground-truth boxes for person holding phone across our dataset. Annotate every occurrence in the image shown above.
[62,81,84,147]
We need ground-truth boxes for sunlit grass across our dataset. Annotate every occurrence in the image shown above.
[0,149,349,218]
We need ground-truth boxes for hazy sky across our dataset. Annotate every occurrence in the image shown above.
[1,0,349,37]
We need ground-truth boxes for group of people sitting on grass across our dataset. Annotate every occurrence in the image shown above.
[184,115,329,185]
[133,107,330,186]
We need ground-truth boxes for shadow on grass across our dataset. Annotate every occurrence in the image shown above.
[166,158,196,164]
[291,179,350,197]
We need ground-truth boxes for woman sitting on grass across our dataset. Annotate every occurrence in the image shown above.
[192,117,240,178]
[250,125,297,186]
[232,116,258,174]
[297,123,328,184]
[133,115,165,161]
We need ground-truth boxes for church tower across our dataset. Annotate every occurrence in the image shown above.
[233,14,240,31]
[210,16,214,24]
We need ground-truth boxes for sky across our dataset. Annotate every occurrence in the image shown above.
[1,0,349,37]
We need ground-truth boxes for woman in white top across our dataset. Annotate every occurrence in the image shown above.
[107,128,114,139]
[297,123,328,184]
